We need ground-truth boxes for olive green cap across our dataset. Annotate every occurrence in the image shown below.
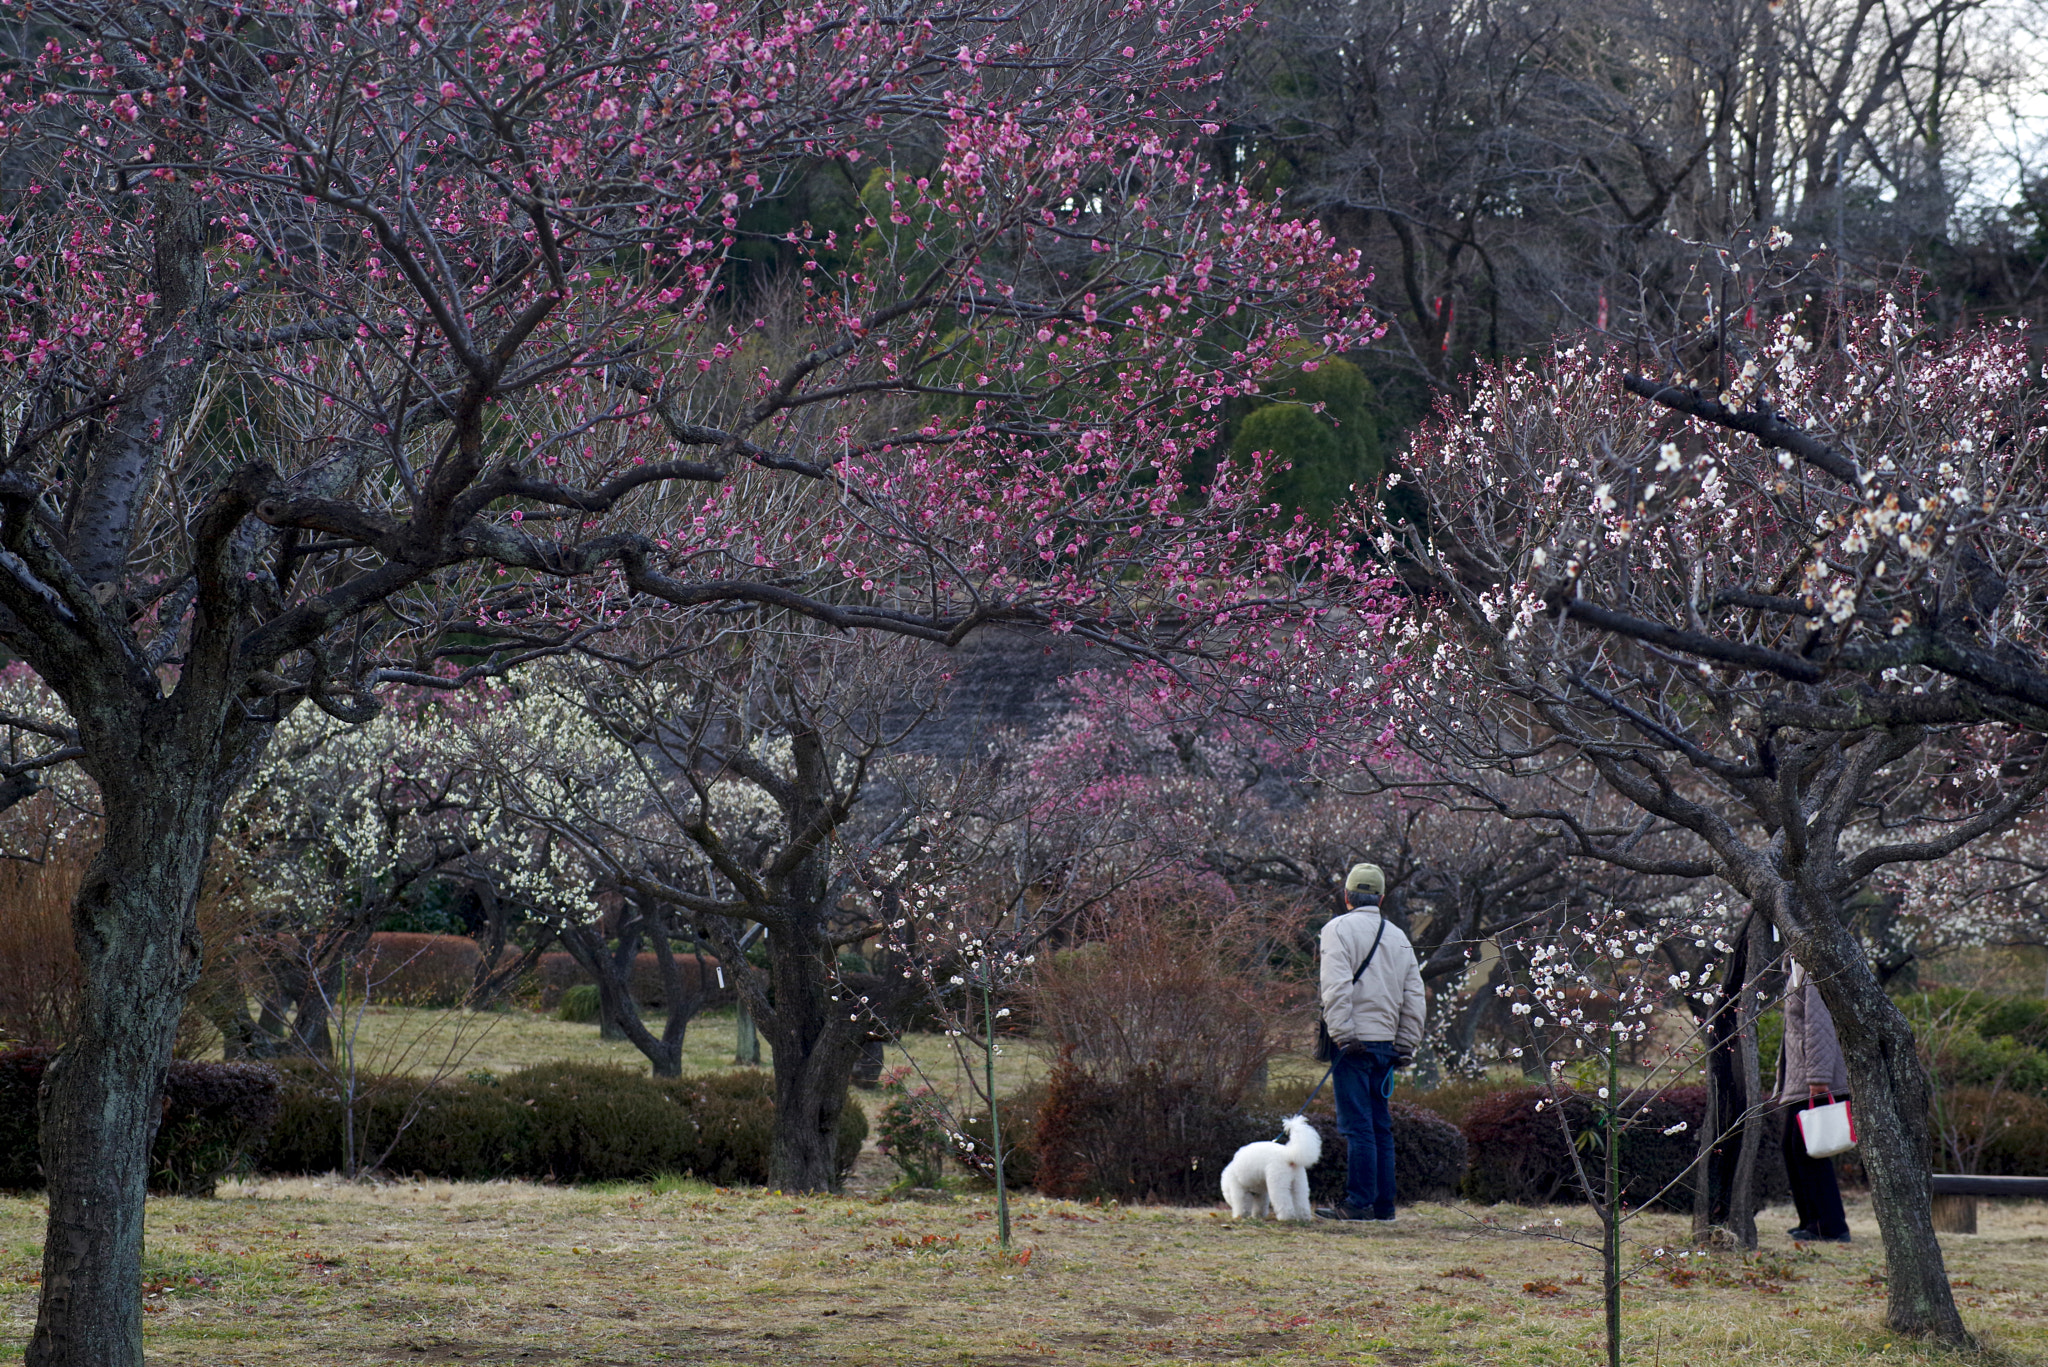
[1344,863,1386,897]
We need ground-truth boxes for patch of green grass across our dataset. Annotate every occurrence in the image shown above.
[649,1172,722,1198]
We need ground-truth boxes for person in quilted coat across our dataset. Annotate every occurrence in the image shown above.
[1774,959,1852,1243]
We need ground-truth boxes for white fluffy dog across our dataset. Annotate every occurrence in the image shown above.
[1220,1115,1322,1221]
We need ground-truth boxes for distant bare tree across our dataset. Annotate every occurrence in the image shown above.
[1222,0,2040,382]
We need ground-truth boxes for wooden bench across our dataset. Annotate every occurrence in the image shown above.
[1928,1174,2048,1234]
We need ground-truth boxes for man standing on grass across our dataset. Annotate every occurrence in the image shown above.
[1316,863,1426,1223]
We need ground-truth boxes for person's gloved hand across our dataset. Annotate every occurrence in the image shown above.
[1391,1052,1414,1071]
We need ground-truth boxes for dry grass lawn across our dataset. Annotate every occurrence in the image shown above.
[330,1007,1070,1122]
[3,1170,2043,1366]
[338,1006,1330,1124]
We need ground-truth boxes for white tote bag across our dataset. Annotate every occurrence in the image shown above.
[1798,1098,1857,1158]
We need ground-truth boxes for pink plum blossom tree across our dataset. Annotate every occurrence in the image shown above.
[0,0,1384,1357]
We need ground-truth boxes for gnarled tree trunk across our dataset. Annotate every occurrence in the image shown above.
[1778,891,1968,1345]
[755,909,866,1191]
[30,742,222,1367]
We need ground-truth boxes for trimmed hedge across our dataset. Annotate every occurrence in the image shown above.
[1265,1077,1468,1203]
[1287,1104,1468,1205]
[531,952,731,1011]
[1459,1084,1708,1210]
[262,1061,863,1186]
[355,933,484,1007]
[0,1046,281,1195]
[1031,1064,1249,1203]
[1022,1065,1467,1205]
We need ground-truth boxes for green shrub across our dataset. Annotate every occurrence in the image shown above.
[1932,1087,2048,1175]
[1383,1103,1468,1202]
[556,983,602,1023]
[507,1062,706,1181]
[1756,1009,1784,1083]
[1903,991,2048,1098]
[1942,1029,2048,1095]
[1031,1062,1249,1203]
[263,1061,531,1178]
[261,1062,345,1174]
[152,1058,287,1195]
[1227,350,1386,525]
[1977,996,2048,1050]
[1906,988,2048,1052]
[1977,1090,2048,1175]
[260,1060,866,1187]
[1258,1080,1467,1204]
[0,1046,280,1195]
[874,1067,948,1187]
[380,1077,533,1178]
[1245,1104,1467,1206]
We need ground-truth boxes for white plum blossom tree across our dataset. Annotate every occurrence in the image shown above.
[1370,277,2048,1346]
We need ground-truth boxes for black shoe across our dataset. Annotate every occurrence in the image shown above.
[1787,1226,1818,1240]
[1316,1204,1372,1221]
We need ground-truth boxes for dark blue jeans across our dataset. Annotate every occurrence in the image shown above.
[1332,1042,1398,1216]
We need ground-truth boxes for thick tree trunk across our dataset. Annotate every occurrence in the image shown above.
[29,769,215,1367]
[560,923,642,1048]
[759,934,863,1192]
[465,881,549,1010]
[1784,901,1970,1346]
[735,998,762,1065]
[767,1041,857,1191]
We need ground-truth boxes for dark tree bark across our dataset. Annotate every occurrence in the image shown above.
[559,921,640,1046]
[464,880,551,1010]
[1725,917,1766,1250]
[558,895,710,1077]
[756,925,866,1191]
[1697,911,1766,1247]
[751,729,870,1191]
[29,719,245,1366]
[1776,887,1957,1339]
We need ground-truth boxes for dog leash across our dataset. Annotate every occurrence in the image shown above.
[1274,1059,1396,1142]
[1275,1065,1336,1142]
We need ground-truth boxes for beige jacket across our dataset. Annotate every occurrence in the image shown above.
[1774,961,1851,1102]
[1319,910,1426,1052]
